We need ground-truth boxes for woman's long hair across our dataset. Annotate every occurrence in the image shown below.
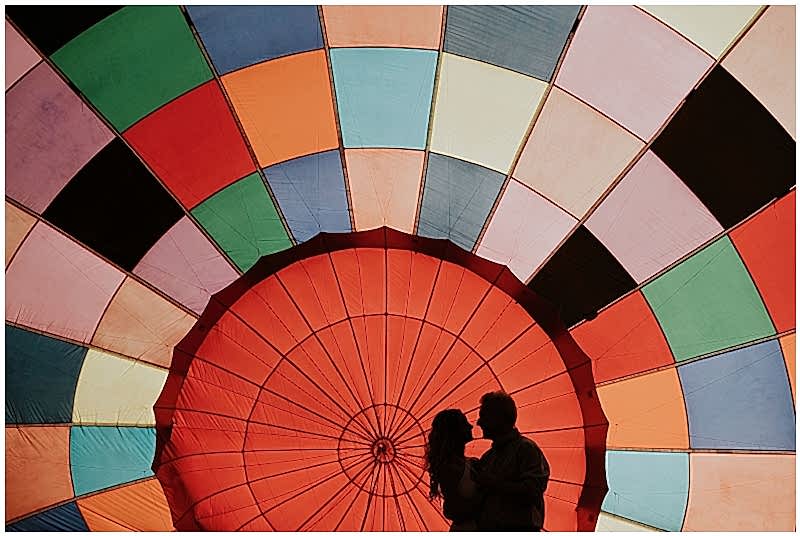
[425,409,469,500]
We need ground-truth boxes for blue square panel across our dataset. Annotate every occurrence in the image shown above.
[444,6,580,81]
[678,340,795,451]
[188,6,323,74]
[264,150,351,243]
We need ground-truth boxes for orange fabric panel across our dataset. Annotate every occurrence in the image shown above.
[195,310,281,385]
[77,478,173,531]
[570,290,675,384]
[597,368,689,449]
[5,201,36,267]
[5,426,73,521]
[780,333,795,401]
[322,6,443,49]
[683,453,795,531]
[222,49,338,167]
[730,190,795,332]
[91,277,195,368]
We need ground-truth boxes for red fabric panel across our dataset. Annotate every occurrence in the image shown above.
[491,327,565,392]
[527,428,587,485]
[460,287,512,351]
[289,335,363,416]
[250,462,342,514]
[351,315,387,409]
[244,422,334,452]
[330,248,386,316]
[193,486,262,531]
[385,316,423,408]
[427,262,491,332]
[254,360,349,427]
[318,322,376,414]
[516,373,583,431]
[265,472,351,530]
[196,310,281,384]
[177,360,259,420]
[124,80,255,209]
[277,257,348,330]
[231,277,310,352]
[545,481,583,531]
[240,514,274,531]
[570,290,675,383]
[730,190,795,332]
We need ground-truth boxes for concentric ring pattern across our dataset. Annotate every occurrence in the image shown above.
[5,5,796,532]
[153,230,605,531]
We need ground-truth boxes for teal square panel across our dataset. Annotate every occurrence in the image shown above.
[331,47,437,149]
[602,450,689,531]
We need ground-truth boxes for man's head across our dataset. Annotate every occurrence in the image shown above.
[476,391,517,440]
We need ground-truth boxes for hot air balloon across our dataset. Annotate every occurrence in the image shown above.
[5,4,795,532]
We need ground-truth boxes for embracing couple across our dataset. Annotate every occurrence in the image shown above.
[425,391,550,532]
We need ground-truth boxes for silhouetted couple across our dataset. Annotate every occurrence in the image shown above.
[426,391,550,531]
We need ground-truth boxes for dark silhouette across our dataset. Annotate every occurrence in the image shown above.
[475,391,550,531]
[425,409,482,531]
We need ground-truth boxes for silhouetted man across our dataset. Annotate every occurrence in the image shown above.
[475,391,549,531]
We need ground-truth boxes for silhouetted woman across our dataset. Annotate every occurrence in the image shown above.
[425,409,482,531]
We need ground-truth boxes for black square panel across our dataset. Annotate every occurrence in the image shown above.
[528,226,637,328]
[42,138,184,271]
[651,65,795,229]
[6,6,122,56]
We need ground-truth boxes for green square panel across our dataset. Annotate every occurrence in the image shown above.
[642,236,775,361]
[192,172,291,272]
[51,6,213,131]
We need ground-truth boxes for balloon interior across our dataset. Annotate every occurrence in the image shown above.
[5,5,796,533]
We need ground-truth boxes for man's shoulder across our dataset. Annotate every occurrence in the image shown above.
[514,435,545,457]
